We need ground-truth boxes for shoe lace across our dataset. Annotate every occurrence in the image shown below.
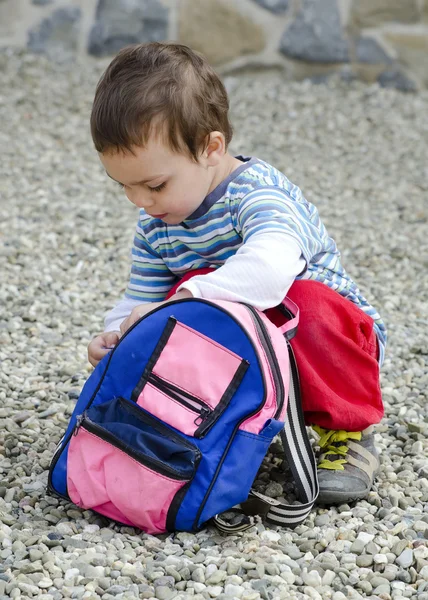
[313,426,362,471]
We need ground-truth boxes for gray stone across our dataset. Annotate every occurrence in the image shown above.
[315,514,330,527]
[356,554,373,568]
[191,567,205,583]
[397,570,412,583]
[32,0,54,5]
[179,0,265,66]
[264,482,283,498]
[373,584,391,595]
[155,586,174,600]
[88,0,168,57]
[366,542,380,555]
[280,544,303,560]
[396,548,414,568]
[106,585,128,594]
[392,540,409,556]
[27,7,81,62]
[153,576,175,589]
[378,68,418,92]
[371,576,390,588]
[358,580,372,594]
[356,36,393,64]
[251,0,289,14]
[279,0,349,63]
[350,539,366,555]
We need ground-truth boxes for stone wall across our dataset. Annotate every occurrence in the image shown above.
[0,0,427,90]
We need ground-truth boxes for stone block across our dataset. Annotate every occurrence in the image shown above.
[279,0,350,63]
[355,35,394,63]
[351,0,422,28]
[383,24,428,51]
[383,25,428,85]
[378,67,418,91]
[178,0,265,65]
[27,6,81,62]
[88,0,168,57]
[251,0,290,14]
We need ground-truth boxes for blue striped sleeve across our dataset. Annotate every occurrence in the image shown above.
[235,187,329,264]
[124,220,178,302]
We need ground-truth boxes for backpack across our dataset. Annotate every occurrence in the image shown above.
[48,298,318,534]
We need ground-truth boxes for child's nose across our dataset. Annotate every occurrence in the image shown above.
[134,192,155,209]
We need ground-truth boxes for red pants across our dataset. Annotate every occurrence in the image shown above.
[167,272,383,432]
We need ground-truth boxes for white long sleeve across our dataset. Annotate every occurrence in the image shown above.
[104,297,146,332]
[177,231,306,310]
[104,232,305,332]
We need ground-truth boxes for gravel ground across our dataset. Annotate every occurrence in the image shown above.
[1,49,428,600]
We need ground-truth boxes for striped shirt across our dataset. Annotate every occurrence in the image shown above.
[125,156,387,364]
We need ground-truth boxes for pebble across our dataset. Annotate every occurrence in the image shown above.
[155,586,174,600]
[374,553,389,565]
[396,549,414,568]
[315,514,330,527]
[371,576,390,588]
[302,570,322,587]
[225,583,245,597]
[350,540,366,555]
[356,555,374,568]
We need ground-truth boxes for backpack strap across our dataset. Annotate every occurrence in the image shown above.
[212,344,318,533]
[277,298,299,340]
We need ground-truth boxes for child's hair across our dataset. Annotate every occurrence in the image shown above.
[90,42,233,161]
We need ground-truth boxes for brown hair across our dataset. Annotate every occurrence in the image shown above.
[90,42,233,160]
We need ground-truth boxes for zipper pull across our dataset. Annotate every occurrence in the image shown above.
[194,406,210,426]
[73,414,84,436]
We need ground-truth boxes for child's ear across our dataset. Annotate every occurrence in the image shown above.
[202,131,225,167]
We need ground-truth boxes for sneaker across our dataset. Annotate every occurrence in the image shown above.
[312,425,380,505]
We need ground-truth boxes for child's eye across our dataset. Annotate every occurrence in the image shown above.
[149,182,166,193]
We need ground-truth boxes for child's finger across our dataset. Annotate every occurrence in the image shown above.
[103,331,120,349]
[120,316,132,336]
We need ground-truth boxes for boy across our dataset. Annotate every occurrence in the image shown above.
[88,42,386,505]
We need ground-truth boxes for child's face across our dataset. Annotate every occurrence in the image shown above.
[100,135,216,225]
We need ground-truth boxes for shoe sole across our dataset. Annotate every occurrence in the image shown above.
[316,469,380,506]
[316,490,367,506]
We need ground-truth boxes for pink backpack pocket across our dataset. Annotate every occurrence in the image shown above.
[67,397,200,534]
[132,317,249,437]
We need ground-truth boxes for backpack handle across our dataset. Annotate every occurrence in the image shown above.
[278,297,299,340]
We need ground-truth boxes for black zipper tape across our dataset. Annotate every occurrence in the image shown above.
[147,373,211,418]
[244,306,285,420]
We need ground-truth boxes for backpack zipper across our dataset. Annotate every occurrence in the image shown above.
[243,305,285,419]
[146,373,211,425]
[73,398,201,480]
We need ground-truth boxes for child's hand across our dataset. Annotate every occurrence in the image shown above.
[88,331,121,367]
[119,302,163,336]
[120,290,193,336]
